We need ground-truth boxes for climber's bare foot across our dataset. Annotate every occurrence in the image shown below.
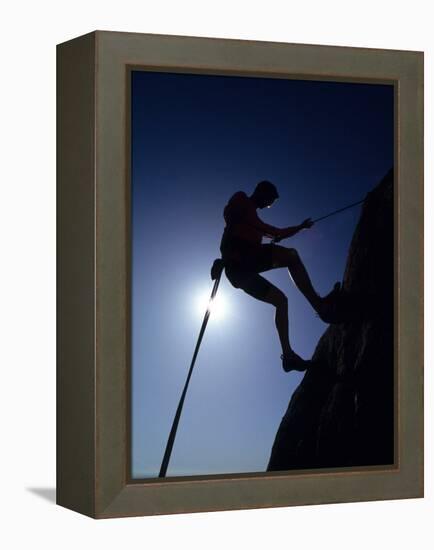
[281,350,310,373]
[317,282,342,323]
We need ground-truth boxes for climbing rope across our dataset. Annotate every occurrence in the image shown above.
[312,197,366,223]
[271,197,366,244]
[158,261,223,478]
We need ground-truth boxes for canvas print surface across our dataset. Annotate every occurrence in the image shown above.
[130,69,394,479]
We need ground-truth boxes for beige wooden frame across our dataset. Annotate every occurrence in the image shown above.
[57,31,423,518]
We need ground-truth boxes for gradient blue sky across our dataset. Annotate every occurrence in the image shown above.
[131,70,394,478]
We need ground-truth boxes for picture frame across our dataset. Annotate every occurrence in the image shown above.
[57,30,423,519]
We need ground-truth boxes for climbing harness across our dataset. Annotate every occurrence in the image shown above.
[158,196,365,477]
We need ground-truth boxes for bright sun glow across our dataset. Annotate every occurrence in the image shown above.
[196,290,228,321]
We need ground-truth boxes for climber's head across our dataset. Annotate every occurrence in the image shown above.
[252,180,279,209]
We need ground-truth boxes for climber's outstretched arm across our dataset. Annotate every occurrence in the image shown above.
[275,218,314,241]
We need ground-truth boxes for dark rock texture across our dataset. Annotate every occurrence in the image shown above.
[267,169,394,471]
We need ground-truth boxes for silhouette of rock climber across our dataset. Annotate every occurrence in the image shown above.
[220,180,341,373]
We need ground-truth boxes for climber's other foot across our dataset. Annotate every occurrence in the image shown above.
[281,350,310,373]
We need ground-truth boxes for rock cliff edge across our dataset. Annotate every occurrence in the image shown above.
[268,169,394,471]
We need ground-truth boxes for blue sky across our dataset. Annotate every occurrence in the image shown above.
[130,70,394,478]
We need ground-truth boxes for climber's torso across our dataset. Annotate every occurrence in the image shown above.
[220,191,275,265]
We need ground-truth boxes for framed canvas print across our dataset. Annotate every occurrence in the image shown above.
[57,31,423,518]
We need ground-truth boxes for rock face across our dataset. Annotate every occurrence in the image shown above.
[267,169,394,471]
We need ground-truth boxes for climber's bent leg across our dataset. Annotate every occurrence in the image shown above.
[238,273,292,357]
[234,272,309,372]
[264,245,341,322]
[268,245,321,310]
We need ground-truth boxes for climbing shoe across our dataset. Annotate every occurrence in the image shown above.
[317,282,343,323]
[281,350,310,373]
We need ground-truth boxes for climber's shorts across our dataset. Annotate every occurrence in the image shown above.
[224,243,275,300]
